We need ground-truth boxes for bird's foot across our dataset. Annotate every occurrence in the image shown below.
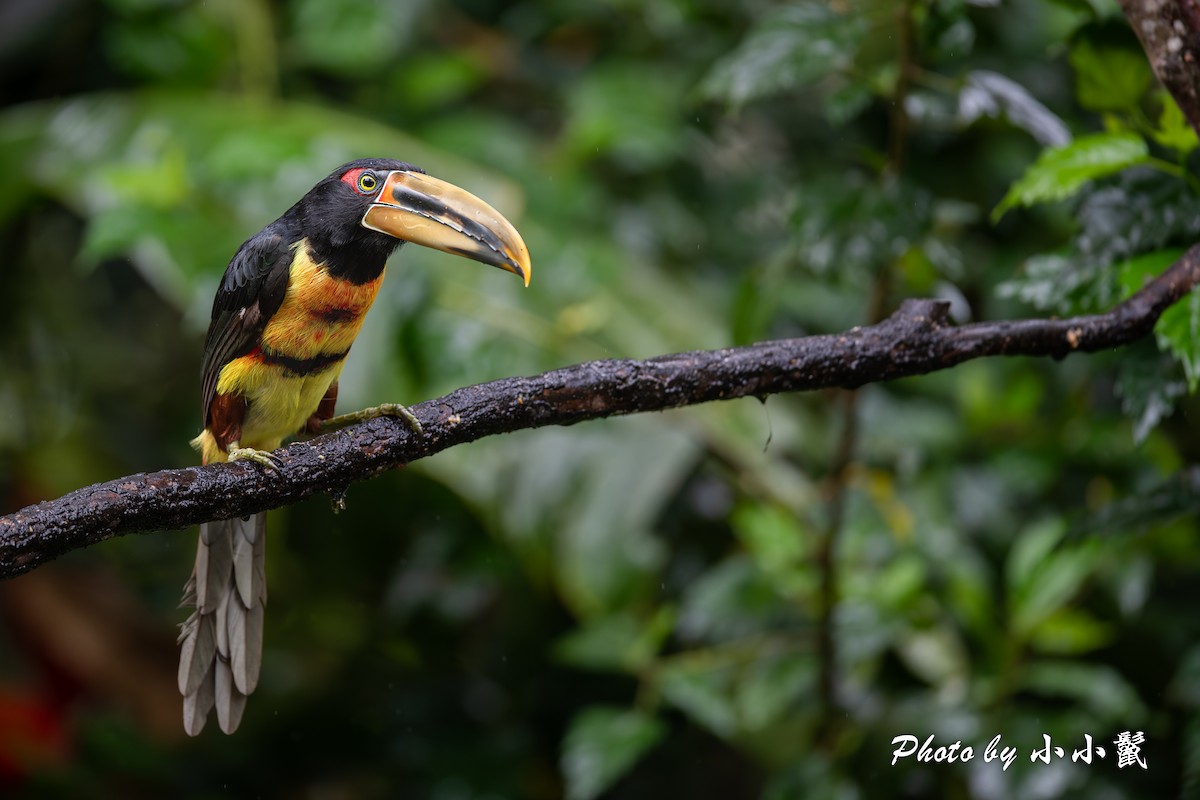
[319,403,423,435]
[227,444,282,471]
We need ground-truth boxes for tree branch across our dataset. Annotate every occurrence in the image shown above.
[1,245,1199,580]
[1121,0,1200,134]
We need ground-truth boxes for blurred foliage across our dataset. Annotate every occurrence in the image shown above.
[1,0,1199,798]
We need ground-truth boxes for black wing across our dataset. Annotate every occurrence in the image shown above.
[199,225,294,426]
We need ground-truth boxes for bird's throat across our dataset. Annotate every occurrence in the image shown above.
[304,237,392,285]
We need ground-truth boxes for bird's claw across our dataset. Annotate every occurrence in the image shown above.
[374,403,424,435]
[227,445,282,471]
[319,403,423,435]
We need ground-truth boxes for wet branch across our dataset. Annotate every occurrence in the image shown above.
[2,244,1199,580]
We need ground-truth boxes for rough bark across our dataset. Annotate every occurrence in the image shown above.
[2,245,1199,580]
[1121,0,1200,135]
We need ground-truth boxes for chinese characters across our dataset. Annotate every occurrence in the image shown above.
[889,731,1147,771]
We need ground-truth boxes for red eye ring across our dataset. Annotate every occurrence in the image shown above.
[341,168,379,195]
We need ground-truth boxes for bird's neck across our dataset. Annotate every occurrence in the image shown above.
[304,238,392,285]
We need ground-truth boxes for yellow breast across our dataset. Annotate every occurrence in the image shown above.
[211,246,386,452]
[260,249,385,360]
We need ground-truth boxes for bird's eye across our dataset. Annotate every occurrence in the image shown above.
[357,172,378,194]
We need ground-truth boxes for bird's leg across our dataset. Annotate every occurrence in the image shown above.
[208,396,281,469]
[305,382,340,434]
[303,382,423,436]
[318,403,423,435]
[226,440,282,470]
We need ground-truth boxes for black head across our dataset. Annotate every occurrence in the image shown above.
[294,158,425,283]
[285,157,532,288]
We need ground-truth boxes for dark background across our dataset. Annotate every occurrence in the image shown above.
[0,0,1197,797]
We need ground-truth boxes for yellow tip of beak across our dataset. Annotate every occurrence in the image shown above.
[512,246,532,288]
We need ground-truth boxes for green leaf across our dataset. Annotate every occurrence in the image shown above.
[874,552,927,611]
[1007,519,1099,638]
[1068,37,1153,112]
[925,3,976,61]
[659,660,738,737]
[1012,549,1098,637]
[554,607,676,673]
[1027,607,1113,655]
[1155,287,1200,391]
[561,707,666,800]
[563,64,687,171]
[732,503,807,575]
[1119,248,1200,390]
[945,552,998,639]
[1151,91,1200,155]
[735,652,813,731]
[677,556,795,643]
[548,424,697,617]
[895,625,970,690]
[391,53,487,111]
[1001,169,1200,315]
[104,5,228,85]
[1115,350,1187,443]
[1082,471,1200,537]
[287,0,418,76]
[790,173,935,283]
[1006,517,1066,595]
[1117,248,1186,298]
[997,253,1083,312]
[1022,661,1146,722]
[731,267,782,345]
[700,2,868,108]
[992,132,1149,221]
[823,81,873,125]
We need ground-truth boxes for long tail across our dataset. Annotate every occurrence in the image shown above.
[178,513,266,735]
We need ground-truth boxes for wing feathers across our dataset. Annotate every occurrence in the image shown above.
[200,229,294,425]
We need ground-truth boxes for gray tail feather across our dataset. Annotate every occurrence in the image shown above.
[178,512,266,735]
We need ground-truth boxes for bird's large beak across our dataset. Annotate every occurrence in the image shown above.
[362,171,531,286]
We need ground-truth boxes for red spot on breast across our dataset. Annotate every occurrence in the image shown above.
[313,306,358,324]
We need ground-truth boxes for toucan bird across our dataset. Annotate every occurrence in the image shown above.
[178,158,531,735]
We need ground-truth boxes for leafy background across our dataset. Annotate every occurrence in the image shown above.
[1,0,1198,798]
